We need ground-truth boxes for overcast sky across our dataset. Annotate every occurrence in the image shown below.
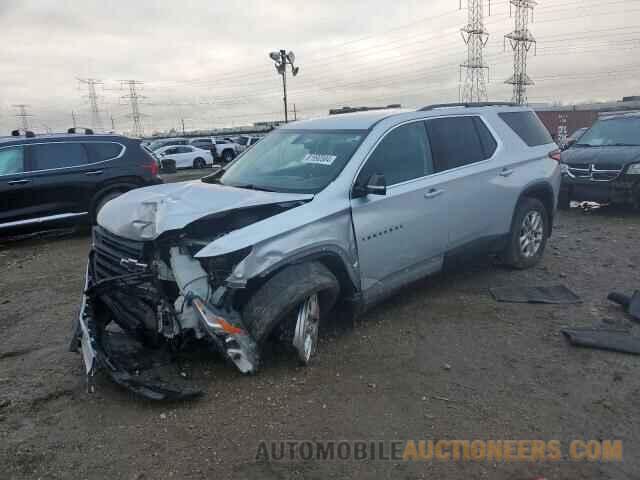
[0,0,638,135]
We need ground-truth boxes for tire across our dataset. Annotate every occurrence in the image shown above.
[558,189,571,210]
[222,149,235,163]
[242,262,340,361]
[502,197,549,270]
[193,158,205,169]
[92,190,125,223]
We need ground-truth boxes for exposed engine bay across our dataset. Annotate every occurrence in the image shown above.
[70,201,311,400]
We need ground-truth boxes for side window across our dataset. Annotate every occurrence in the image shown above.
[178,147,191,154]
[473,117,497,158]
[426,117,485,172]
[30,143,88,171]
[359,122,432,186]
[165,147,178,155]
[498,111,553,146]
[0,146,25,175]
[85,142,123,162]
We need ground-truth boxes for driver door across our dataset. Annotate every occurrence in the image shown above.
[350,121,449,305]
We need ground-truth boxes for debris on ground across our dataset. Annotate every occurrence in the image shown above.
[561,328,640,355]
[490,284,581,304]
[608,290,640,322]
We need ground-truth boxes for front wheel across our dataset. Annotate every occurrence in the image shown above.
[222,150,235,163]
[193,158,206,169]
[502,197,549,269]
[242,262,339,365]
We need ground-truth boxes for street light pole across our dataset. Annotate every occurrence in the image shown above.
[280,50,288,123]
[270,49,299,124]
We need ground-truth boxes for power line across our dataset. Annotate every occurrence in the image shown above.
[460,0,491,102]
[77,77,104,132]
[12,104,32,131]
[505,0,537,104]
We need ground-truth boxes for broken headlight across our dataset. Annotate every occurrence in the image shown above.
[131,201,158,240]
[200,247,252,288]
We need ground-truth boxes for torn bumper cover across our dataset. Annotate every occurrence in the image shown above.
[69,248,259,400]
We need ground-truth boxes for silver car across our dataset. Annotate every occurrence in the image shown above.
[70,103,561,399]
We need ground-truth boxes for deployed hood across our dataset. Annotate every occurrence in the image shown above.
[562,146,640,168]
[97,180,314,241]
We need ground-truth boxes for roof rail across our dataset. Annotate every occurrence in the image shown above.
[67,127,94,135]
[11,129,36,138]
[418,102,519,111]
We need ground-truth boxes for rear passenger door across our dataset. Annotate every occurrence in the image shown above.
[425,115,514,254]
[351,121,449,304]
[25,142,92,217]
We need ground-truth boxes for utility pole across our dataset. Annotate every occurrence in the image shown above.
[121,80,146,137]
[293,103,297,121]
[110,114,116,132]
[77,78,104,132]
[269,50,300,123]
[181,118,185,135]
[505,0,537,104]
[71,111,77,129]
[13,104,32,131]
[460,0,490,103]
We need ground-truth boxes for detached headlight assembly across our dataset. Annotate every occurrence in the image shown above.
[627,163,640,175]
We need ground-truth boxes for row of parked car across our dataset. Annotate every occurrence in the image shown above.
[143,134,263,171]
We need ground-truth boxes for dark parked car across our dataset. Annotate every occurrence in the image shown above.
[560,114,640,208]
[0,129,162,231]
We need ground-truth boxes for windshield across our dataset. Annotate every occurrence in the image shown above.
[576,117,640,147]
[216,130,366,194]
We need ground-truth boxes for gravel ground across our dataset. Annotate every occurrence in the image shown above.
[0,204,639,480]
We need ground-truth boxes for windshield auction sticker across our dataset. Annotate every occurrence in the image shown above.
[301,153,337,165]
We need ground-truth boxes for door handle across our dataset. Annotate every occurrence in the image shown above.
[424,188,444,199]
[85,170,104,176]
[7,179,31,185]
[499,168,515,177]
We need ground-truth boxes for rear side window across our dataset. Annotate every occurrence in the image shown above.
[30,143,88,170]
[498,111,553,146]
[0,146,25,175]
[85,142,123,161]
[360,121,433,186]
[426,116,486,172]
[473,117,498,158]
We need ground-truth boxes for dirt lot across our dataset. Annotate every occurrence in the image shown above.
[1,203,639,479]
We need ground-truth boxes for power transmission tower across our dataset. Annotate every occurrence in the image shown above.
[121,80,146,137]
[77,78,104,131]
[460,0,491,103]
[504,0,537,104]
[12,104,32,131]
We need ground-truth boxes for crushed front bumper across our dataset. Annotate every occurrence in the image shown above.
[69,259,203,401]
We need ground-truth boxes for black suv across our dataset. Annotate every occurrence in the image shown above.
[560,114,640,208]
[0,129,162,230]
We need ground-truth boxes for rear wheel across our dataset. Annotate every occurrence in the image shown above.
[502,197,549,269]
[193,158,206,169]
[93,190,125,223]
[222,149,235,163]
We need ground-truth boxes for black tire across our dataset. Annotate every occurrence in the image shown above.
[502,197,549,270]
[193,158,206,169]
[242,262,340,345]
[222,149,235,163]
[558,189,571,210]
[92,190,125,223]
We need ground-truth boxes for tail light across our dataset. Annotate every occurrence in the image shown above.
[143,160,159,177]
[548,149,562,162]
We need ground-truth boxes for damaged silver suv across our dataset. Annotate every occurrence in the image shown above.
[70,103,561,399]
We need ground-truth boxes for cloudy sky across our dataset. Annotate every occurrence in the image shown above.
[0,0,638,135]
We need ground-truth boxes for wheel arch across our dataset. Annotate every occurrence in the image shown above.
[90,180,141,220]
[516,180,556,236]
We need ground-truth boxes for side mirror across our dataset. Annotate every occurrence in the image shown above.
[353,173,387,198]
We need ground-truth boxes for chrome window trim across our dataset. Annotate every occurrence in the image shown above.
[351,114,503,192]
[0,141,126,177]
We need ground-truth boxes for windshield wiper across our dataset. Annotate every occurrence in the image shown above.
[231,183,277,192]
[574,143,594,147]
[607,143,640,147]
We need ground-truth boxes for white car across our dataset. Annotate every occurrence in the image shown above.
[155,145,213,169]
[235,135,262,153]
